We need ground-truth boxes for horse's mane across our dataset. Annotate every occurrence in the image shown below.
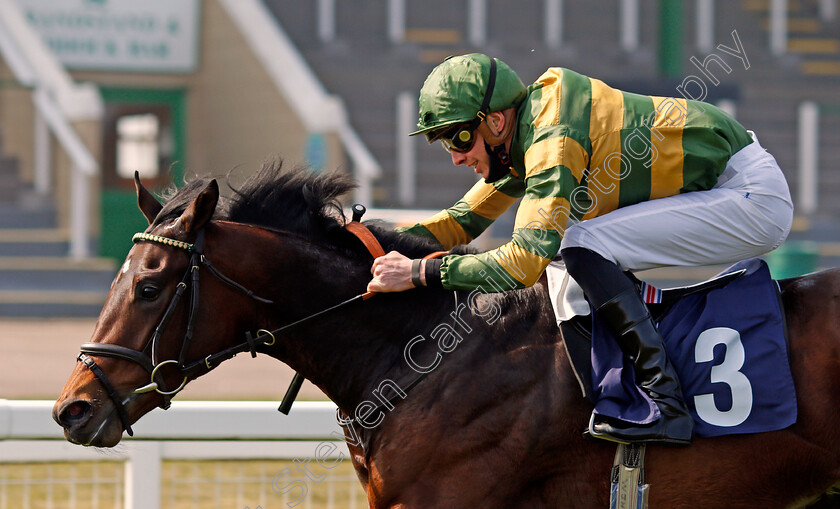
[153,160,452,260]
[151,162,549,323]
[154,161,547,374]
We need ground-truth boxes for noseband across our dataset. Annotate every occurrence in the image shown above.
[76,209,390,437]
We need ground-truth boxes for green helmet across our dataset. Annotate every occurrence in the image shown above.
[410,53,527,138]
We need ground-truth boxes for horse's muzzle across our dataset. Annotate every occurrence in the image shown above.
[53,399,93,439]
[52,397,125,447]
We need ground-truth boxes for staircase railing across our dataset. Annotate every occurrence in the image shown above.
[218,0,381,206]
[30,90,99,258]
[0,0,101,259]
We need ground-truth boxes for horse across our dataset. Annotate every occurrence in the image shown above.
[53,162,840,508]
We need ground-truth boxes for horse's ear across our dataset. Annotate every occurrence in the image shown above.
[180,179,219,233]
[135,171,163,224]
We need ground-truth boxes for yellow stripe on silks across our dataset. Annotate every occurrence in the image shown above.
[524,136,588,181]
[584,77,625,220]
[651,96,688,129]
[585,129,623,220]
[420,210,471,249]
[462,180,520,220]
[649,97,687,199]
[589,77,625,139]
[491,241,553,287]
[532,68,563,129]
[514,196,572,234]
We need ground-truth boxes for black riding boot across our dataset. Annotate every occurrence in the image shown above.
[588,289,694,445]
[561,247,694,446]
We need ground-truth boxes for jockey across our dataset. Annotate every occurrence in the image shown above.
[368,53,793,446]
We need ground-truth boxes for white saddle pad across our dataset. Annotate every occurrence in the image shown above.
[545,258,590,324]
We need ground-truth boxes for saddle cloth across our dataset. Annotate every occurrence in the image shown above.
[548,258,798,437]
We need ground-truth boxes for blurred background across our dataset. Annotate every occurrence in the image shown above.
[0,0,838,507]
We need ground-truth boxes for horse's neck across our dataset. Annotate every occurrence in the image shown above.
[255,237,456,412]
[294,282,556,416]
[236,226,561,419]
[303,293,457,411]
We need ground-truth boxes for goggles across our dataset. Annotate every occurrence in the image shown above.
[435,119,481,153]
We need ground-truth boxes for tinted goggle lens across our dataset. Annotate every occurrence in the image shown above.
[439,124,477,153]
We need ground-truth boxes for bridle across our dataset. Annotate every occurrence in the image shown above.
[76,207,401,437]
[77,226,277,436]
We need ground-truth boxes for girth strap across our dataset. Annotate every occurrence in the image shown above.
[610,443,649,509]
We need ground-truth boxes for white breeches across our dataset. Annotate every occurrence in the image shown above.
[560,132,794,271]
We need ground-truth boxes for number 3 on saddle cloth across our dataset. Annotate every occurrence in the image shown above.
[551,258,797,437]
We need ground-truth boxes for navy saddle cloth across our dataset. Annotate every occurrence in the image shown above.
[562,258,797,437]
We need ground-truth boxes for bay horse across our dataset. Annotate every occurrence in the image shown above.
[54,163,840,508]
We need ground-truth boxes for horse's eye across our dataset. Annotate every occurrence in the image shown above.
[138,284,160,301]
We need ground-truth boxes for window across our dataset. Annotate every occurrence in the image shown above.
[116,113,160,179]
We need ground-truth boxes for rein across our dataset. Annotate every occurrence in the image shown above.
[76,205,444,437]
[269,206,450,415]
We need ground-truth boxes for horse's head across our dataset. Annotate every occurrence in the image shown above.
[53,174,271,446]
[53,163,451,447]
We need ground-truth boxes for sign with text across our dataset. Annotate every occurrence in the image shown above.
[16,0,200,73]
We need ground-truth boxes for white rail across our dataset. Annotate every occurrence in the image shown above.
[770,0,788,55]
[388,0,406,44]
[468,0,487,46]
[318,0,336,43]
[696,0,715,52]
[30,90,100,177]
[0,400,348,509]
[396,92,417,206]
[544,0,564,49]
[797,101,819,215]
[820,0,837,21]
[0,400,342,440]
[620,0,640,52]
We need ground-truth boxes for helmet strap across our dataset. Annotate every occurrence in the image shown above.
[479,108,518,184]
[483,141,514,184]
[475,57,497,119]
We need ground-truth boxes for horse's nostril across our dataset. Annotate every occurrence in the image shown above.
[58,400,92,429]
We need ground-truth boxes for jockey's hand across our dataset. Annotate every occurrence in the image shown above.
[368,251,417,293]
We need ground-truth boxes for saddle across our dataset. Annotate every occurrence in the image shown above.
[553,258,797,437]
[560,266,745,403]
